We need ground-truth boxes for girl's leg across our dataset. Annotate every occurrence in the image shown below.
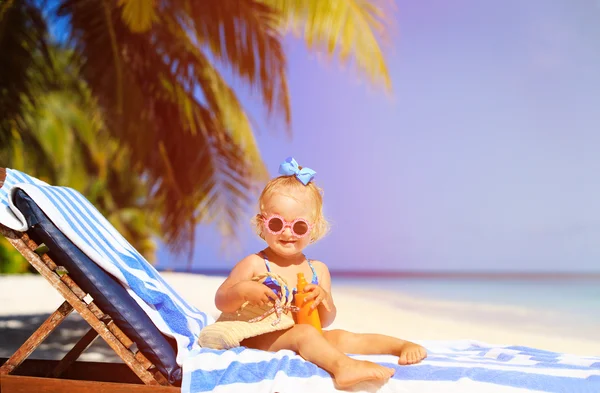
[241,324,395,389]
[323,329,427,365]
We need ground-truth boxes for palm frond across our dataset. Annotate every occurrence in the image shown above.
[2,42,161,261]
[56,0,268,250]
[262,0,393,91]
[170,0,291,124]
[117,0,158,33]
[161,14,269,179]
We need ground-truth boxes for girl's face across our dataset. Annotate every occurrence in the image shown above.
[261,191,316,259]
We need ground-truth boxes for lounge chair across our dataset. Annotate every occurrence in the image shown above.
[0,167,183,392]
[1,166,599,393]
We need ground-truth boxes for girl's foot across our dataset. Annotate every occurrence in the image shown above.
[396,341,427,365]
[333,358,395,389]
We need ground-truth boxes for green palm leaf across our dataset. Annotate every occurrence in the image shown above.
[57,0,278,250]
[1,44,160,263]
[117,0,158,33]
[160,14,269,179]
[167,0,291,124]
[262,0,393,91]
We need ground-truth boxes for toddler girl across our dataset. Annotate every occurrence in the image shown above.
[214,157,427,389]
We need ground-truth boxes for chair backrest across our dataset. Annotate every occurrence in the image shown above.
[19,190,183,383]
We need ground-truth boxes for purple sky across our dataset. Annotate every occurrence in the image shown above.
[157,0,600,272]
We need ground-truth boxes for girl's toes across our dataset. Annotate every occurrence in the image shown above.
[398,353,409,365]
[409,352,417,364]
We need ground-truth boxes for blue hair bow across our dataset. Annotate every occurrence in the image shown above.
[278,157,316,185]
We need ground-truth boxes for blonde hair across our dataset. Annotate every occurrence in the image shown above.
[251,175,330,243]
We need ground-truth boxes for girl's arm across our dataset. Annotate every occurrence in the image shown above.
[215,254,276,313]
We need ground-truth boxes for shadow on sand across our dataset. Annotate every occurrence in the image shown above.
[0,313,122,362]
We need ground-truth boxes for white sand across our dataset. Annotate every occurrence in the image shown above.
[1,273,599,361]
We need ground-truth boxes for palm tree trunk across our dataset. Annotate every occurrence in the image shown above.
[101,0,123,116]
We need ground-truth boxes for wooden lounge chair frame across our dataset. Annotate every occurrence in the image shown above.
[0,168,179,392]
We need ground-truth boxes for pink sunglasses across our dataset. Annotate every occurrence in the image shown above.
[262,214,313,238]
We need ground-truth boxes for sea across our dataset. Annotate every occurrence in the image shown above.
[332,277,600,341]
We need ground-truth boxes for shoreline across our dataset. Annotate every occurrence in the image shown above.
[1,273,599,361]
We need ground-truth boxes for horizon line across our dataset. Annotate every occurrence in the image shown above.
[158,268,600,280]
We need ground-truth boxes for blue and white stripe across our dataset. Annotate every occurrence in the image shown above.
[1,168,599,393]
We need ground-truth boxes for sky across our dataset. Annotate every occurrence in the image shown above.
[156,0,600,273]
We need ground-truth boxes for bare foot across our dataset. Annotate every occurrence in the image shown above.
[397,341,427,365]
[333,358,395,389]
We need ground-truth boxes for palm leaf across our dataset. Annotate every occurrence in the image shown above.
[56,0,269,250]
[262,0,393,91]
[169,0,291,124]
[160,14,269,179]
[1,42,161,261]
[117,0,158,33]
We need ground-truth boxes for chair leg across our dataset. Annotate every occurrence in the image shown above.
[0,301,73,375]
[48,327,100,378]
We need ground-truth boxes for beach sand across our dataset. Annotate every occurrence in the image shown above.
[1,272,599,364]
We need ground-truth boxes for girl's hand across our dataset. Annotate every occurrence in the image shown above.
[301,284,332,311]
[234,280,278,307]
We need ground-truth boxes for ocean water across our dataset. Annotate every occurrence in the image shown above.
[333,277,600,339]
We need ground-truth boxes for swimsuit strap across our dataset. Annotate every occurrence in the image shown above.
[260,251,272,272]
[307,259,319,284]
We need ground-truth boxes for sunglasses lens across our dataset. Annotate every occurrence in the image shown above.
[267,217,284,232]
[293,220,309,236]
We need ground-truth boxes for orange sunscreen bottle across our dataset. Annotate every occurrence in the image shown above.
[294,272,322,333]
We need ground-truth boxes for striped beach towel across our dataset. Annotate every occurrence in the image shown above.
[184,340,600,393]
[1,168,599,393]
